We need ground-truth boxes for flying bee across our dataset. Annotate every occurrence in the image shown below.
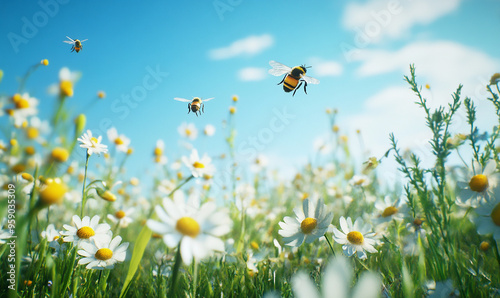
[174,97,214,116]
[63,36,88,53]
[268,60,320,96]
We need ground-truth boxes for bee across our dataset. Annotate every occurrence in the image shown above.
[174,97,214,116]
[268,60,320,96]
[63,36,88,53]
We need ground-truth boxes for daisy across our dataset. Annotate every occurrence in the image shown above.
[41,224,65,257]
[147,197,231,265]
[77,235,129,270]
[7,93,39,127]
[372,196,408,227]
[48,67,81,97]
[181,149,215,178]
[332,216,378,259]
[349,175,371,188]
[278,198,333,247]
[178,122,198,140]
[292,256,381,298]
[472,188,500,242]
[107,207,135,228]
[153,139,168,164]
[107,127,131,153]
[457,159,499,207]
[61,215,111,247]
[203,124,216,136]
[77,130,108,156]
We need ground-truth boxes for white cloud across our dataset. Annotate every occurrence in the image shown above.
[342,0,461,42]
[308,58,343,77]
[344,41,500,166]
[238,67,267,81]
[209,34,274,60]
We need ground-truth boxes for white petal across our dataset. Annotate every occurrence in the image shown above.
[292,272,321,298]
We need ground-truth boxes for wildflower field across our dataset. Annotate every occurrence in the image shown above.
[1,57,500,298]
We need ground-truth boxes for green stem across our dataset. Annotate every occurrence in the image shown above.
[324,234,336,256]
[167,175,194,198]
[193,261,198,298]
[168,242,183,297]
[492,237,500,270]
[80,152,90,217]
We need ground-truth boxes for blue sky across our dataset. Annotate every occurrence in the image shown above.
[1,1,500,185]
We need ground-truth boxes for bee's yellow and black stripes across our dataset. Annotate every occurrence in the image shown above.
[283,76,299,92]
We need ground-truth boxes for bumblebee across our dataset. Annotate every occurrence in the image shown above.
[268,60,319,96]
[63,36,88,53]
[174,97,214,116]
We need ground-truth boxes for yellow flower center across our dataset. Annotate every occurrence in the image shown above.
[76,226,95,239]
[11,164,25,174]
[21,173,34,182]
[185,129,192,136]
[490,202,500,226]
[469,174,489,192]
[229,106,236,114]
[176,217,200,237]
[193,161,205,169]
[52,236,60,241]
[250,241,259,250]
[480,241,490,251]
[90,137,99,145]
[347,231,364,245]
[39,179,67,205]
[300,217,317,234]
[60,80,73,97]
[115,210,126,219]
[51,147,69,162]
[99,190,117,202]
[26,127,39,139]
[15,98,30,109]
[25,146,36,155]
[41,59,49,66]
[382,206,398,218]
[154,147,162,156]
[114,137,124,145]
[95,248,113,260]
[97,91,106,99]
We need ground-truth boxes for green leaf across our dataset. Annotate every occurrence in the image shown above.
[119,223,153,298]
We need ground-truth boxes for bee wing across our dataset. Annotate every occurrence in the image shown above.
[65,36,75,42]
[80,39,88,43]
[268,60,292,76]
[63,41,74,44]
[174,97,192,103]
[302,75,320,85]
[202,97,214,102]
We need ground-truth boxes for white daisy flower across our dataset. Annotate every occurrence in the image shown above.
[278,198,333,247]
[8,93,39,127]
[77,130,108,156]
[147,197,231,265]
[203,124,216,136]
[77,235,129,270]
[181,149,215,178]
[372,196,408,228]
[107,207,135,228]
[61,215,111,246]
[107,127,131,153]
[458,160,499,207]
[153,139,168,164]
[472,188,500,242]
[349,175,371,188]
[178,122,198,140]
[41,224,66,257]
[48,67,81,97]
[292,256,381,298]
[332,216,378,259]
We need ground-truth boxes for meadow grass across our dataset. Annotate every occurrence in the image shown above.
[1,62,500,297]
